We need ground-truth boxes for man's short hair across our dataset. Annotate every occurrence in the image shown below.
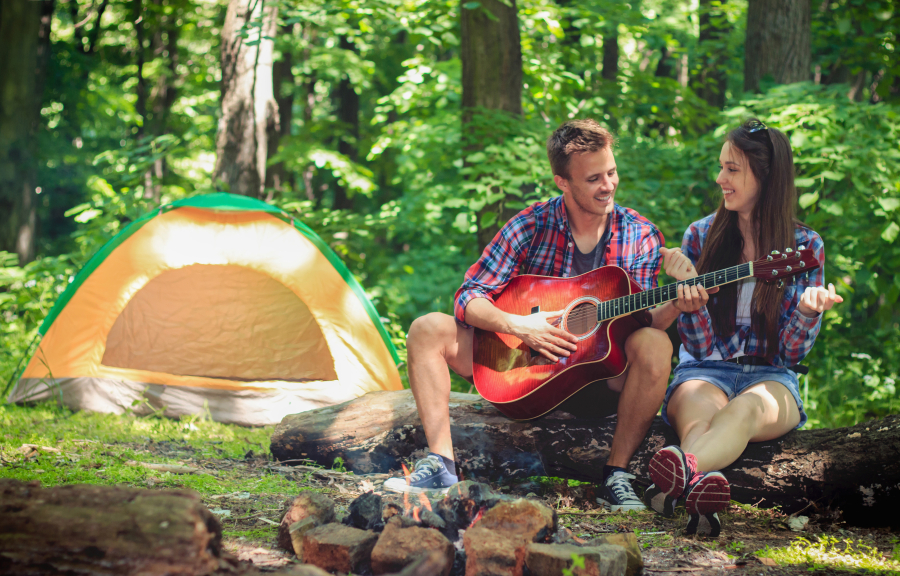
[547,119,615,179]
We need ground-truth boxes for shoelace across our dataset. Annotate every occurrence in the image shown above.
[608,473,640,502]
[408,457,441,482]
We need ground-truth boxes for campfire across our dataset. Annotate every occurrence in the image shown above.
[282,479,642,576]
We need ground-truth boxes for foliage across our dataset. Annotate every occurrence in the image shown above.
[757,535,900,573]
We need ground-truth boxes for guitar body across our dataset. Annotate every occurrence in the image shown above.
[472,266,645,420]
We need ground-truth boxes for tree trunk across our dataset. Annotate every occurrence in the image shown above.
[265,23,295,200]
[271,389,900,527]
[0,479,224,575]
[461,0,522,249]
[601,27,618,82]
[744,0,811,92]
[0,0,53,265]
[333,36,359,211]
[692,0,730,108]
[214,0,279,198]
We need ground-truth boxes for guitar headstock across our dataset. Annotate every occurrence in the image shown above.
[752,248,819,285]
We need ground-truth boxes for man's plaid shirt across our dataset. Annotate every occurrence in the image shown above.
[454,196,664,327]
[677,213,826,367]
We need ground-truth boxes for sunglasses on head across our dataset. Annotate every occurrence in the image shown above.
[747,120,768,134]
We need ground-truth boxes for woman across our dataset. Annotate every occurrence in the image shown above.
[644,118,842,536]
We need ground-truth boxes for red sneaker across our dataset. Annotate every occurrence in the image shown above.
[648,446,697,500]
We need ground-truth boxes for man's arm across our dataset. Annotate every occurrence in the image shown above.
[465,298,578,362]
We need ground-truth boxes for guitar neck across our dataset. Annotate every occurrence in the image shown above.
[597,262,754,322]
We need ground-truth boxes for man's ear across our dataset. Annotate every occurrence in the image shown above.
[553,174,569,193]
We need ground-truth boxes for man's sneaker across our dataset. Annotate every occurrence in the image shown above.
[684,472,730,538]
[383,454,458,495]
[648,445,697,501]
[597,472,647,512]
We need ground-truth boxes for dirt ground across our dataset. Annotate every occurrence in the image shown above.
[117,439,899,575]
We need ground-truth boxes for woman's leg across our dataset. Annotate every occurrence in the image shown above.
[666,380,729,455]
[677,380,801,472]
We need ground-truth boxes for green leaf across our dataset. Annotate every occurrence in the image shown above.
[462,1,481,8]
[466,152,487,163]
[453,212,471,233]
[795,178,816,188]
[878,198,900,212]
[882,222,900,243]
[480,211,498,230]
[820,170,845,181]
[799,192,819,209]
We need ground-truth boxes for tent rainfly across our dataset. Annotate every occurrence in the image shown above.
[7,193,402,426]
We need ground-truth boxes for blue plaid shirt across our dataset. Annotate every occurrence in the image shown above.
[454,196,664,326]
[678,213,825,367]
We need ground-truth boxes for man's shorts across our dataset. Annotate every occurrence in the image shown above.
[661,360,807,429]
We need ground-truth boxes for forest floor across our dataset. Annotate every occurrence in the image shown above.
[1,403,898,575]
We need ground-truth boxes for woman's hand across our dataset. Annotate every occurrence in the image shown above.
[660,247,695,281]
[672,283,711,313]
[798,283,844,317]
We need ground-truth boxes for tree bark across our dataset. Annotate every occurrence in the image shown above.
[601,27,618,82]
[460,0,522,249]
[265,23,295,200]
[692,0,730,108]
[333,36,359,211]
[271,389,900,527]
[214,0,279,198]
[0,0,54,265]
[744,0,811,92]
[0,479,224,575]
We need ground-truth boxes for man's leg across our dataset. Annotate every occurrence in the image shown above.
[597,327,671,510]
[606,327,672,468]
[383,312,473,493]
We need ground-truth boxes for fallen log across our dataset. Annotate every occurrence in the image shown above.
[270,389,900,527]
[0,479,224,575]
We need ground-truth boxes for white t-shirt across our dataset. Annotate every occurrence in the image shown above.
[678,279,756,363]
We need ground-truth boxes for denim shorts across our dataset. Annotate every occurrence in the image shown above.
[661,360,807,429]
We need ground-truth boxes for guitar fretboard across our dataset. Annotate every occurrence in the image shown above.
[597,262,753,322]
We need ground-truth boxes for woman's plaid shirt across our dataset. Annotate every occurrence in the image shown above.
[677,213,826,367]
[454,196,664,327]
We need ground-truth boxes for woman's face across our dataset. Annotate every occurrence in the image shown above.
[716,141,760,217]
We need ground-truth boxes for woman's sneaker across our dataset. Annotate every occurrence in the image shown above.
[684,471,730,537]
[645,446,697,517]
[383,454,458,495]
[597,472,646,512]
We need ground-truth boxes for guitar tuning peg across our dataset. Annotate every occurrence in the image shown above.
[785,247,793,253]
[799,245,806,250]
[767,255,774,261]
[777,280,784,289]
[771,250,780,255]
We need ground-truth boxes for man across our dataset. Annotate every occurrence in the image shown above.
[384,119,704,510]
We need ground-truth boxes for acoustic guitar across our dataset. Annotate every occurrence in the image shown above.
[472,248,820,420]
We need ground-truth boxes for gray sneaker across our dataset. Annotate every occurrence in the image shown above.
[383,455,459,495]
[597,472,647,512]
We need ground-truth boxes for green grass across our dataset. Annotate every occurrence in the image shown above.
[757,535,900,573]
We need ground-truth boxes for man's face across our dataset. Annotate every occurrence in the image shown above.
[554,147,619,218]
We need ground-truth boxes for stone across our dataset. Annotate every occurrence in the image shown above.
[463,499,557,576]
[586,533,642,576]
[301,523,378,574]
[524,542,627,576]
[343,490,384,531]
[371,516,454,576]
[289,516,318,560]
[278,492,336,552]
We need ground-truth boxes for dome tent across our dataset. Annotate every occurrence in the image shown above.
[7,193,402,426]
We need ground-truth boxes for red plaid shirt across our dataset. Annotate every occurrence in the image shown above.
[677,213,825,366]
[454,196,664,326]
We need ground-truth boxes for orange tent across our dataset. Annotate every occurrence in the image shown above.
[8,194,402,425]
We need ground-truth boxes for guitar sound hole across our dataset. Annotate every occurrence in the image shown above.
[566,302,597,336]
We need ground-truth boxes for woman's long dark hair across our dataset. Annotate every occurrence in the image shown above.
[696,118,798,357]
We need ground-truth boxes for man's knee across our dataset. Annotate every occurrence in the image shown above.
[626,328,673,382]
[407,312,456,351]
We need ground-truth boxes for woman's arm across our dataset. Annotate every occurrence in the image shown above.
[676,223,719,359]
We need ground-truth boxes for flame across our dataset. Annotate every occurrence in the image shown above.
[571,535,587,544]
[401,463,411,485]
[417,493,432,512]
[412,507,421,522]
[468,507,486,528]
[403,492,411,515]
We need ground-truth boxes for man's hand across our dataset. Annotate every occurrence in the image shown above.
[660,247,716,313]
[798,283,844,317]
[509,311,578,362]
[660,246,695,282]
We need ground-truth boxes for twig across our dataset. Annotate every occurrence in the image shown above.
[645,567,703,572]
[556,511,610,516]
